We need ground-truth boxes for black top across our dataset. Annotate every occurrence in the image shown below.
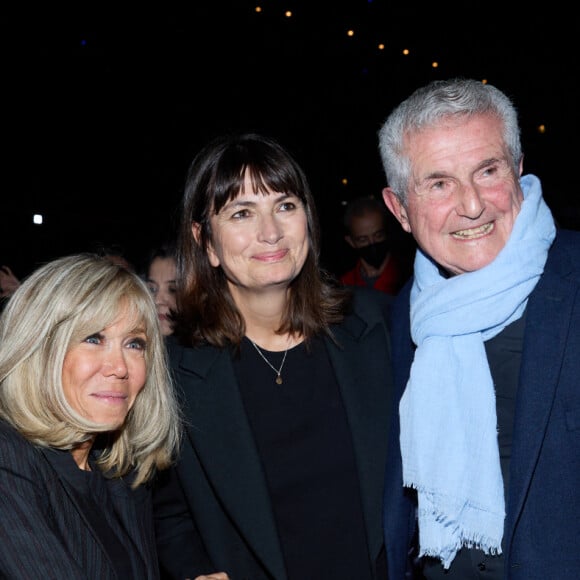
[422,311,525,579]
[234,335,374,580]
[56,450,150,579]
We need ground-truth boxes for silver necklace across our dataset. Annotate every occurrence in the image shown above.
[249,339,288,385]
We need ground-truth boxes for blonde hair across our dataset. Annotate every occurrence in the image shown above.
[0,253,181,487]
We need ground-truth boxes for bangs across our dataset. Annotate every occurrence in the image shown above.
[211,149,307,214]
[66,278,152,344]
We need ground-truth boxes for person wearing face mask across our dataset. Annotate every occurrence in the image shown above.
[340,196,413,295]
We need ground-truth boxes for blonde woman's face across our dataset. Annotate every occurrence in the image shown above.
[62,306,148,428]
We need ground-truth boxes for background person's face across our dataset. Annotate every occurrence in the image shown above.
[345,211,387,248]
[147,256,177,336]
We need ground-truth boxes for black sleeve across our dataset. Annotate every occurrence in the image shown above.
[152,465,213,579]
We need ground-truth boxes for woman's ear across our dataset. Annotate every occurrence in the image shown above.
[382,187,411,233]
[191,222,202,244]
[191,222,220,267]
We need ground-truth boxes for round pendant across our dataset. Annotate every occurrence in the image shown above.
[276,375,283,385]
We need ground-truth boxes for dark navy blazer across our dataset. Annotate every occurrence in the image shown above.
[383,229,580,580]
[0,420,160,579]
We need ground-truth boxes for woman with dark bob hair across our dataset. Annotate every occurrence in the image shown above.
[0,254,225,579]
[153,133,394,579]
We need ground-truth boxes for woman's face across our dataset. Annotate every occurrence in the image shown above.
[146,256,177,336]
[62,304,148,428]
[202,170,309,297]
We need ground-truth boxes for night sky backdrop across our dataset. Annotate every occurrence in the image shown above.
[5,3,579,278]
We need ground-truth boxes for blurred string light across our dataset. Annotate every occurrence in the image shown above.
[247,5,549,201]
[252,5,436,83]
[251,5,441,80]
[252,5,544,194]
[248,4,506,93]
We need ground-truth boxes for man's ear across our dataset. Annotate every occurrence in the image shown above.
[191,222,220,267]
[382,187,411,233]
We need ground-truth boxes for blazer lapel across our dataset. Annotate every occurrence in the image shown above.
[174,345,286,579]
[506,266,575,540]
[325,313,392,562]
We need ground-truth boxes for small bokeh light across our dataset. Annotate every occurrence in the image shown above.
[33,214,43,225]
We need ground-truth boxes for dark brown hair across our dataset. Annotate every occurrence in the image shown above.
[174,132,351,347]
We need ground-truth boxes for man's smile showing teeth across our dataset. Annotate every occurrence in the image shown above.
[452,222,494,239]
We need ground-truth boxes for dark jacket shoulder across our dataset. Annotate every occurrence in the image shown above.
[548,228,580,280]
[348,285,394,329]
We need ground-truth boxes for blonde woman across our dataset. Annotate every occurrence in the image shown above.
[0,254,188,579]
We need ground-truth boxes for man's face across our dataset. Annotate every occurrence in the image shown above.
[345,210,387,249]
[383,113,524,276]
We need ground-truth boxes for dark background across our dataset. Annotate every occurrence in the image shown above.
[4,3,579,278]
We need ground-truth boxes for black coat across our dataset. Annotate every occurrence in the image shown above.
[154,287,394,579]
[0,420,160,579]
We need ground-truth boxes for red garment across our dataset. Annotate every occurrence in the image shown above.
[340,256,403,295]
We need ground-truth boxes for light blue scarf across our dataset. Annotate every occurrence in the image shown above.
[402,174,556,568]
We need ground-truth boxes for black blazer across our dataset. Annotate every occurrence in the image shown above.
[154,287,394,580]
[0,419,160,579]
